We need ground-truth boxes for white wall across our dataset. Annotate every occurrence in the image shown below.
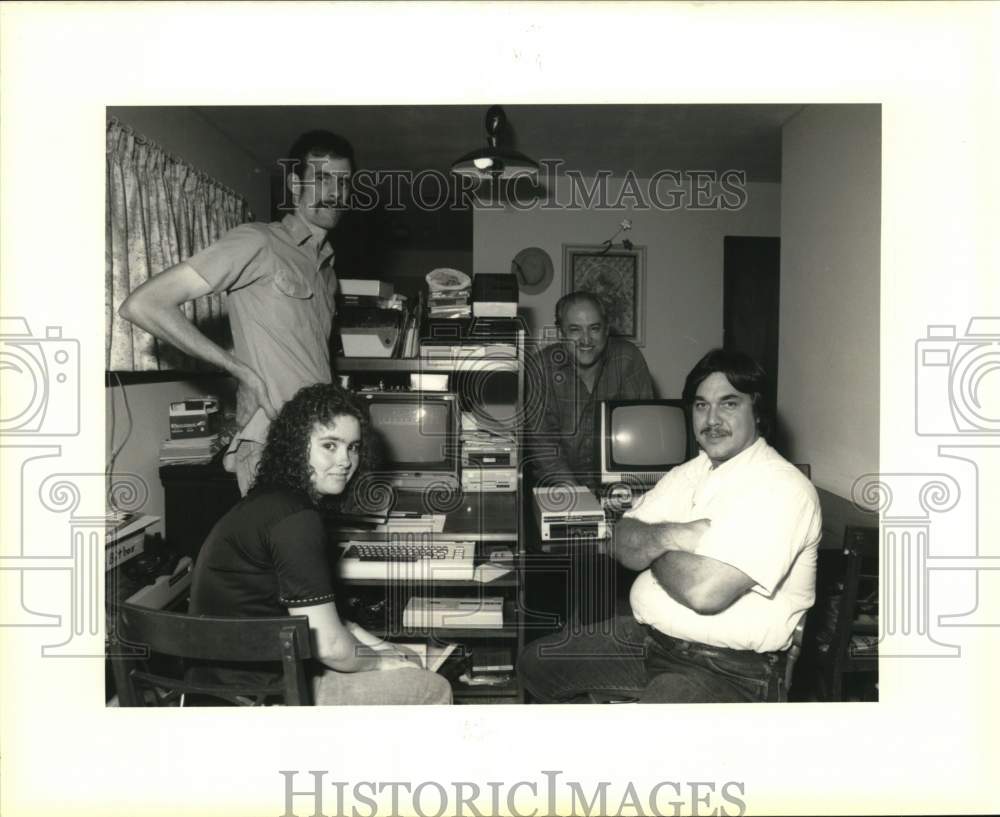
[474,177,781,397]
[779,105,881,498]
[106,377,235,535]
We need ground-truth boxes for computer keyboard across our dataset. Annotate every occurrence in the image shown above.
[339,541,475,581]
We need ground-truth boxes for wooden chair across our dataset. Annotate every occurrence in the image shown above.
[110,603,314,706]
[816,524,879,701]
[780,611,808,701]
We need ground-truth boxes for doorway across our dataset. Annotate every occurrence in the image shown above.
[723,235,780,418]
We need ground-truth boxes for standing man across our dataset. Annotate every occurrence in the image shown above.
[119,130,352,494]
[518,349,821,703]
[529,291,655,488]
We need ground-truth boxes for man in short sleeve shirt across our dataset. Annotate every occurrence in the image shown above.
[120,130,352,493]
[517,348,822,703]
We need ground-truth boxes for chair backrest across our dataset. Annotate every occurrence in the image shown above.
[111,603,314,706]
[828,525,879,695]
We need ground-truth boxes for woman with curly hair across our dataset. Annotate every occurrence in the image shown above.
[189,382,452,705]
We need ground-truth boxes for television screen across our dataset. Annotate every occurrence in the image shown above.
[599,399,692,489]
[610,404,689,468]
[368,400,452,467]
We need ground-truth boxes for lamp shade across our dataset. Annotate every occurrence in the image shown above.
[451,105,538,180]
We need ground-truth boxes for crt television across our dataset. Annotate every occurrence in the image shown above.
[598,399,694,489]
[360,391,460,491]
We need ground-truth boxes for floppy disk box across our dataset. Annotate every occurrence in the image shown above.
[168,397,220,439]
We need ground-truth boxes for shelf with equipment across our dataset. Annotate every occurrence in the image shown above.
[333,327,527,703]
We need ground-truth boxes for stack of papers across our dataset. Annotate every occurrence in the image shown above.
[384,642,460,673]
[160,434,222,464]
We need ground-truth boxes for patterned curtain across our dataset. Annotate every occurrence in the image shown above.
[105,118,253,370]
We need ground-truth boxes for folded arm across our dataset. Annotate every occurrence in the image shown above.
[611,516,710,570]
[650,551,755,615]
[118,262,277,418]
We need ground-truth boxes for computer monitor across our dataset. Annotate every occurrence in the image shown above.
[598,399,693,488]
[360,391,460,491]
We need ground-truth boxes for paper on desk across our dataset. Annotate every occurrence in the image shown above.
[373,514,446,534]
[473,562,514,583]
[386,642,458,672]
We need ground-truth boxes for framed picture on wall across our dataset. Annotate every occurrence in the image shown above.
[561,244,647,346]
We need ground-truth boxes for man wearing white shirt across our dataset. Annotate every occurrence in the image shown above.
[517,348,821,703]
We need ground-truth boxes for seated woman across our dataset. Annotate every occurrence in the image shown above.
[189,382,452,705]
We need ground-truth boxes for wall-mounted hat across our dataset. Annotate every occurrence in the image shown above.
[511,247,554,294]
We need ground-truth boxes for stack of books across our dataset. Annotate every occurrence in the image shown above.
[159,434,222,465]
[428,288,471,319]
[426,268,472,320]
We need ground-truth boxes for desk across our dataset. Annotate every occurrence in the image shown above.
[333,489,524,701]
[159,460,240,559]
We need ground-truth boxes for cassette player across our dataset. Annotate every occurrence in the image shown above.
[168,397,220,439]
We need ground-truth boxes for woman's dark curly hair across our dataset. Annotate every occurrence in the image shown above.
[251,382,371,505]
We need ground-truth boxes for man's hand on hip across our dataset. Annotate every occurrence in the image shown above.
[237,366,279,420]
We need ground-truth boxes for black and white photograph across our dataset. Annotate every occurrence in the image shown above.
[2,3,997,817]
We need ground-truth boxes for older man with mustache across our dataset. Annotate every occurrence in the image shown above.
[518,348,821,703]
[120,130,352,495]
[529,291,654,489]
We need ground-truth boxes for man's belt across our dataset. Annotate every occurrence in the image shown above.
[644,626,785,664]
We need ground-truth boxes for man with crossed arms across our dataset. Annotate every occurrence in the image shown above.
[518,348,821,703]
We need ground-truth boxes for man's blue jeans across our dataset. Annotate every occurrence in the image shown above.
[518,615,786,703]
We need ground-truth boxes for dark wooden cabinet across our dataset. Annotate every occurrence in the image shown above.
[159,459,241,559]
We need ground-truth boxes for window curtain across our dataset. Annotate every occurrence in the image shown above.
[105,118,253,371]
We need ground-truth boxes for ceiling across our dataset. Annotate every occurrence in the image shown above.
[194,104,804,183]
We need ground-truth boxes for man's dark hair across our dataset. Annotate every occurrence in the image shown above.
[285,129,355,179]
[252,382,370,503]
[554,291,607,329]
[682,348,773,439]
